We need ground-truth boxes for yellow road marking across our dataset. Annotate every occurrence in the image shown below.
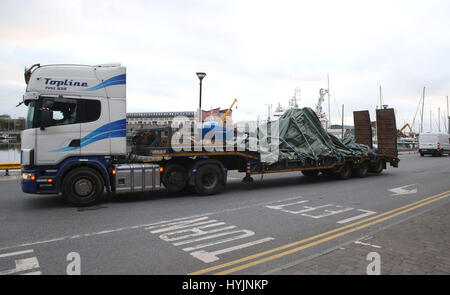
[188,190,450,275]
[215,192,450,274]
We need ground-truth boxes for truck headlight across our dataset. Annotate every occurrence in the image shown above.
[22,173,35,181]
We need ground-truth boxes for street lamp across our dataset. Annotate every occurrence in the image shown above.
[196,72,206,121]
[196,72,206,109]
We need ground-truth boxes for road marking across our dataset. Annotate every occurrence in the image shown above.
[161,224,233,242]
[0,249,34,258]
[181,230,256,251]
[212,193,450,275]
[266,198,372,222]
[190,238,275,263]
[146,215,274,263]
[301,205,354,219]
[337,209,377,224]
[188,190,450,275]
[21,271,42,275]
[389,184,418,196]
[0,256,40,275]
[354,240,381,249]
[0,195,303,252]
[0,249,41,275]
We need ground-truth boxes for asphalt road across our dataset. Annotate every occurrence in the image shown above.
[0,153,449,275]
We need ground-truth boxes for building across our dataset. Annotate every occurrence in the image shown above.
[126,111,195,127]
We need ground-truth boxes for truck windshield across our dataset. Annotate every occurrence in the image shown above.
[25,101,36,129]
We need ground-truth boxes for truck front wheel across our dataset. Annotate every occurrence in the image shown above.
[194,164,224,196]
[62,167,105,207]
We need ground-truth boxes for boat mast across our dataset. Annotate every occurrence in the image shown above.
[327,74,330,130]
[420,87,426,133]
[447,96,450,134]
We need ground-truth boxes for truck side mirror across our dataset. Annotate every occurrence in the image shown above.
[40,109,52,130]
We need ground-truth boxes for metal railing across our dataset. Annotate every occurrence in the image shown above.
[0,163,21,176]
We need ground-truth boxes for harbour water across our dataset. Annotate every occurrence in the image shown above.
[0,144,21,163]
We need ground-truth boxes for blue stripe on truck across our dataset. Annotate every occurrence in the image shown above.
[50,119,126,152]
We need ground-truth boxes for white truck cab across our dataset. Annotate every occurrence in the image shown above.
[418,133,450,157]
[21,64,130,205]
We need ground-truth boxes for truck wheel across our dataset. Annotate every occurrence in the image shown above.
[302,170,320,177]
[320,169,334,175]
[194,164,224,196]
[370,160,384,175]
[353,161,369,178]
[336,163,352,179]
[162,164,188,193]
[62,167,105,207]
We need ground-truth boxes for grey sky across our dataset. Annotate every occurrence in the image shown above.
[1,0,450,132]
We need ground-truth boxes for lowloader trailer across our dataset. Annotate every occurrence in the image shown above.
[20,64,399,206]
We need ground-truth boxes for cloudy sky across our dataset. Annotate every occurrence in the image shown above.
[1,0,450,132]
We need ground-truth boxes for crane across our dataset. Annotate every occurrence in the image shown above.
[221,98,237,124]
[397,123,415,137]
[315,88,328,119]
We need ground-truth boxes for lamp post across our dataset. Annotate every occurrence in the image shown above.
[196,72,206,122]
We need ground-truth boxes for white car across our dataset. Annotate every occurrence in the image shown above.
[418,133,450,156]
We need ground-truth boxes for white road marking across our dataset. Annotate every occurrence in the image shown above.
[147,217,220,233]
[301,205,354,219]
[21,271,42,275]
[265,200,310,213]
[389,184,418,196]
[179,230,255,250]
[266,199,378,225]
[337,209,377,224]
[189,237,275,263]
[0,257,40,275]
[0,249,34,258]
[146,215,274,263]
[0,196,301,252]
[354,240,382,249]
[160,225,235,242]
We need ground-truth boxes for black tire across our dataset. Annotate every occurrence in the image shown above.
[336,163,352,179]
[369,160,384,175]
[162,164,188,193]
[320,169,334,175]
[353,161,369,178]
[420,153,424,157]
[62,167,105,207]
[194,164,224,196]
[302,170,320,177]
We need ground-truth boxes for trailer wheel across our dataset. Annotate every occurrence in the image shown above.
[370,160,384,175]
[194,164,224,196]
[62,167,105,207]
[320,169,334,175]
[302,170,320,177]
[353,161,369,178]
[336,163,352,179]
[162,164,188,193]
